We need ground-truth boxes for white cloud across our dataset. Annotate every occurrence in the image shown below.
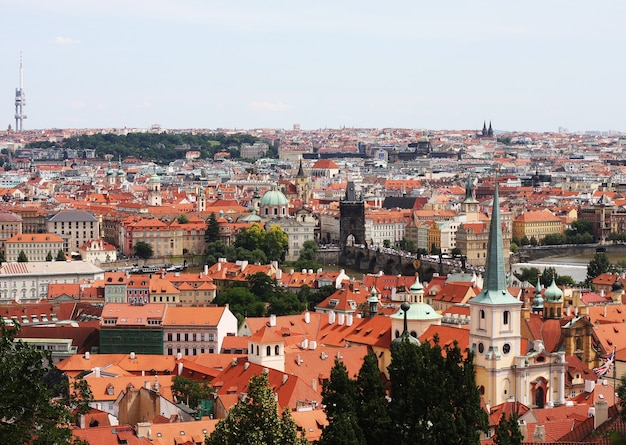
[246,101,294,112]
[135,101,153,109]
[52,36,80,45]
[69,101,86,109]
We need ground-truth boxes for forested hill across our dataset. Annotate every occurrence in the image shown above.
[26,132,270,163]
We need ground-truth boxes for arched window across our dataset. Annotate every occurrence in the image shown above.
[266,345,271,356]
[275,345,280,355]
[256,345,259,356]
[479,309,486,330]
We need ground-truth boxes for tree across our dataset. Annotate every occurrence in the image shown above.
[176,214,189,224]
[134,241,154,260]
[17,250,28,262]
[355,352,392,445]
[299,240,318,262]
[493,412,523,445]
[56,249,66,261]
[234,223,266,252]
[0,319,90,445]
[317,359,365,445]
[171,375,213,409]
[520,235,530,246]
[383,239,391,248]
[587,252,611,282]
[529,236,538,246]
[206,212,220,244]
[206,373,306,445]
[513,267,541,284]
[266,224,289,262]
[388,336,487,444]
[212,287,265,324]
[46,251,53,262]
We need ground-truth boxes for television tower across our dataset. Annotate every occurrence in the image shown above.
[14,53,27,132]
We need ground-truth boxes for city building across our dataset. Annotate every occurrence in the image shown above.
[5,233,64,262]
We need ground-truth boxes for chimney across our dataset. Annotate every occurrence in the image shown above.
[269,314,277,327]
[282,374,288,384]
[296,354,302,366]
[94,367,101,378]
[84,351,90,360]
[244,362,250,370]
[533,425,545,443]
[309,340,317,350]
[130,351,136,360]
[136,422,152,440]
[346,314,353,326]
[177,362,183,375]
[177,352,182,360]
[594,400,609,429]
[145,381,151,389]
[204,264,208,275]
[304,311,310,324]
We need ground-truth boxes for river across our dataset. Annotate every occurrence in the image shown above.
[513,251,626,284]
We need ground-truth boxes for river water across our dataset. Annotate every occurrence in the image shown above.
[513,252,626,284]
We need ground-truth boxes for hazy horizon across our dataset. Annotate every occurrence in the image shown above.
[2,1,625,133]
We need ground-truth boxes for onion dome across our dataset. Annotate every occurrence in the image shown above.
[544,278,563,302]
[532,277,544,310]
[612,276,624,293]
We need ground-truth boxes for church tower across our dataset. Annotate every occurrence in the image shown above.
[469,178,566,408]
[147,175,162,206]
[469,177,523,406]
[460,175,480,217]
[294,158,310,203]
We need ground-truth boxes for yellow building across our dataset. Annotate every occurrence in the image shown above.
[512,211,563,243]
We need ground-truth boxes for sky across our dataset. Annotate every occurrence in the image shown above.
[1,1,625,133]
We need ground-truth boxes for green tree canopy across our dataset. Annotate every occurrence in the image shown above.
[176,214,189,224]
[493,412,523,445]
[317,359,365,445]
[56,249,66,261]
[206,212,220,243]
[206,373,306,445]
[355,352,392,445]
[266,224,289,262]
[0,320,91,445]
[388,336,487,444]
[46,251,53,262]
[133,241,154,260]
[171,375,213,409]
[17,250,28,262]
[234,223,266,252]
[212,287,265,324]
[587,252,611,282]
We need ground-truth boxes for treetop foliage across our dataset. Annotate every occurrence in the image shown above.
[26,131,262,164]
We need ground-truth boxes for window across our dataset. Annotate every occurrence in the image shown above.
[503,311,509,326]
[275,345,280,355]
[266,345,271,356]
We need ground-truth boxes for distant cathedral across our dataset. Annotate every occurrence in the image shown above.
[481,121,494,138]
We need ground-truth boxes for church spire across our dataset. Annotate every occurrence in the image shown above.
[296,157,305,178]
[471,174,518,304]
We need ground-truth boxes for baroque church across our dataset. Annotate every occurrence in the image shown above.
[469,178,566,409]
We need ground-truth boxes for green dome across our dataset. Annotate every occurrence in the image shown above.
[544,279,563,302]
[391,302,441,321]
[260,189,288,206]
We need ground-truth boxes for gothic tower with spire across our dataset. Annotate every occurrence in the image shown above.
[469,177,566,408]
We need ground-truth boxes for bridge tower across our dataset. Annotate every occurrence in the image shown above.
[339,181,366,250]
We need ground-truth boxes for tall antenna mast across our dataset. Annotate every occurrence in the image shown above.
[14,52,27,132]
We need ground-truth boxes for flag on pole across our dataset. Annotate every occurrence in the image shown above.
[593,349,616,378]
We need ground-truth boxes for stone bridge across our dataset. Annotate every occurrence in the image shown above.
[338,245,478,280]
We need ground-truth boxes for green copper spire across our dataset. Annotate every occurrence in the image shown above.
[471,176,519,305]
